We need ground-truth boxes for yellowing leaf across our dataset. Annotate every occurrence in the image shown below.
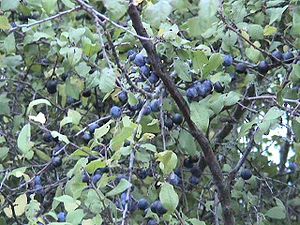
[4,194,27,217]
[29,112,46,124]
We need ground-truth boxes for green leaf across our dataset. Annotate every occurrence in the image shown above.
[54,195,81,212]
[190,102,210,132]
[144,0,172,28]
[42,0,57,14]
[1,0,19,11]
[157,150,177,175]
[60,109,82,128]
[106,179,132,197]
[174,59,192,82]
[265,206,286,219]
[0,94,10,115]
[264,107,284,120]
[0,16,10,30]
[203,53,223,75]
[3,33,16,54]
[66,209,85,224]
[94,120,112,140]
[223,91,241,106]
[17,124,34,159]
[0,147,9,161]
[51,131,70,144]
[61,0,75,8]
[268,6,289,25]
[188,219,206,225]
[247,24,264,40]
[99,68,116,93]
[264,25,278,36]
[75,62,91,77]
[27,99,51,115]
[192,50,208,73]
[178,130,198,156]
[159,182,179,212]
[102,0,128,21]
[85,159,106,175]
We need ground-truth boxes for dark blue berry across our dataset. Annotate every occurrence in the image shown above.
[172,113,183,125]
[236,63,247,73]
[150,99,161,112]
[57,212,66,222]
[140,65,150,77]
[189,176,200,185]
[110,106,122,119]
[82,132,92,143]
[88,123,99,134]
[150,200,167,215]
[142,106,152,116]
[164,116,173,129]
[134,53,145,66]
[128,50,137,61]
[168,173,181,186]
[223,54,233,66]
[202,80,213,94]
[191,167,202,178]
[241,169,252,180]
[214,81,225,93]
[148,220,159,225]
[92,174,102,185]
[183,158,194,169]
[52,156,62,167]
[257,61,269,74]
[118,91,128,104]
[186,87,198,101]
[42,132,52,142]
[271,50,283,62]
[138,198,149,210]
[148,72,159,84]
[283,52,294,64]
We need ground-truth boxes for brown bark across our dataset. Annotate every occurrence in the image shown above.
[127,3,235,224]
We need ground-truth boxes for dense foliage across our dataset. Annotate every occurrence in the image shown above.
[0,0,299,224]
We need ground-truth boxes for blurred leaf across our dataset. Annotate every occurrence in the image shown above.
[159,182,179,212]
[157,150,177,175]
[265,206,286,219]
[54,195,81,212]
[27,99,51,115]
[144,0,172,28]
[190,102,210,132]
[17,123,34,159]
[174,59,192,82]
[106,179,132,197]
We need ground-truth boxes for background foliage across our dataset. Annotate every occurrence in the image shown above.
[0,0,299,224]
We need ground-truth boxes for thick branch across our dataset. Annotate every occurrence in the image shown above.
[127,3,234,225]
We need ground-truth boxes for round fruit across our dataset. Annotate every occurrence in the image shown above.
[186,87,198,101]
[191,167,202,178]
[92,174,102,185]
[257,61,269,74]
[214,81,225,93]
[137,169,148,179]
[42,132,52,142]
[140,65,150,77]
[150,200,167,215]
[46,80,58,94]
[82,172,89,183]
[34,176,42,185]
[271,50,283,62]
[150,99,161,112]
[118,91,128,104]
[82,89,91,97]
[148,72,159,84]
[138,198,149,210]
[35,184,44,195]
[52,156,62,168]
[172,113,183,125]
[110,106,122,119]
[183,158,194,169]
[142,106,152,116]
[128,50,137,61]
[57,212,66,222]
[202,80,213,95]
[148,220,159,225]
[190,176,200,185]
[88,123,99,134]
[168,172,181,186]
[241,169,252,180]
[82,132,92,143]
[195,84,207,97]
[283,51,294,64]
[223,54,233,67]
[133,53,145,66]
[236,63,247,73]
